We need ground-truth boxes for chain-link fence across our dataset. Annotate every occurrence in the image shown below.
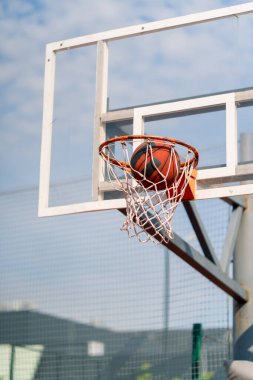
[0,180,232,379]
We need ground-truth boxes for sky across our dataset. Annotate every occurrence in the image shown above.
[0,0,253,333]
[1,0,253,192]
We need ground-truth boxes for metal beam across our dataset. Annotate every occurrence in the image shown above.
[221,196,245,209]
[119,209,247,303]
[183,201,221,268]
[220,206,243,273]
[49,3,253,52]
[166,232,247,304]
[234,133,253,360]
[92,41,108,202]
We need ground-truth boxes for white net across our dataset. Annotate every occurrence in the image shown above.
[99,136,198,244]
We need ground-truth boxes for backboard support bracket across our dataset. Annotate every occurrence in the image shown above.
[120,198,247,304]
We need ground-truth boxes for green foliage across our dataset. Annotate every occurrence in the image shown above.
[136,362,152,380]
[135,363,214,380]
[137,373,152,380]
[170,371,214,380]
[202,372,214,380]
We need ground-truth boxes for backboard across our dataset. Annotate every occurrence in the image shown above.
[39,3,253,217]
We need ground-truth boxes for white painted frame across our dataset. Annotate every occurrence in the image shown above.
[133,93,237,181]
[131,92,253,200]
[39,3,253,217]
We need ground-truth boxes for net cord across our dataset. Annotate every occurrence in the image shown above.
[100,137,198,243]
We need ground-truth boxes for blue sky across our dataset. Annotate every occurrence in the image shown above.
[0,0,252,333]
[1,0,253,192]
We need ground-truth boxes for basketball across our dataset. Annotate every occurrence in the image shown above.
[130,140,180,190]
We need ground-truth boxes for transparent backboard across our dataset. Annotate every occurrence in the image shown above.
[39,3,253,217]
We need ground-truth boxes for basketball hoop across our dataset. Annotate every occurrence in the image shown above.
[99,135,199,243]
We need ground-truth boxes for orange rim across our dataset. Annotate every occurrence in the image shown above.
[99,135,199,171]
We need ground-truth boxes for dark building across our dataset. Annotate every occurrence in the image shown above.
[0,310,229,379]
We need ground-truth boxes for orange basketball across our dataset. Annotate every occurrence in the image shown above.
[130,141,180,190]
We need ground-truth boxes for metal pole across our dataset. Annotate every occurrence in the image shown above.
[163,248,169,356]
[234,132,253,360]
[9,345,15,380]
[192,323,203,379]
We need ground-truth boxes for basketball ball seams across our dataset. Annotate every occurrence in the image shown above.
[140,147,161,177]
[160,149,180,185]
[151,147,172,184]
[130,147,145,169]
[130,145,149,173]
[130,143,160,179]
[130,140,180,190]
[143,157,161,178]
[150,147,179,186]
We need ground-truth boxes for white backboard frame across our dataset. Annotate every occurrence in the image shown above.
[39,3,253,217]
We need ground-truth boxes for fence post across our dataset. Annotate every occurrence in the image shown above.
[192,323,203,379]
[234,133,253,360]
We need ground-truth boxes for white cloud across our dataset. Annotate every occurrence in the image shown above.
[1,0,253,190]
